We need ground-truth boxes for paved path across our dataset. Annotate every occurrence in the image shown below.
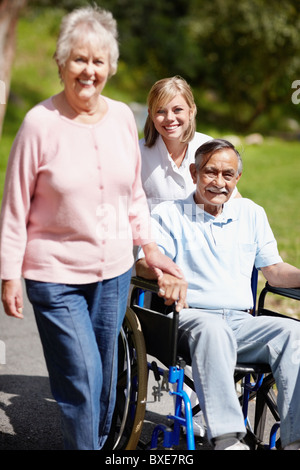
[0,286,63,450]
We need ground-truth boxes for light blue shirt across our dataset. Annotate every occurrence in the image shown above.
[138,193,282,310]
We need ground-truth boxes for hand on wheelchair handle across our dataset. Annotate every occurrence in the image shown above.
[156,272,188,312]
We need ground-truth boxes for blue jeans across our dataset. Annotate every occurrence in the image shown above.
[25,268,132,450]
[178,308,300,447]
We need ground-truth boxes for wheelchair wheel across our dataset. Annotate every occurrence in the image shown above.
[107,307,148,450]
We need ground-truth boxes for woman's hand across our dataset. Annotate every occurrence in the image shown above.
[1,279,24,319]
[142,242,184,279]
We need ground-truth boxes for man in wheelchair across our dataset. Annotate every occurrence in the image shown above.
[136,138,300,450]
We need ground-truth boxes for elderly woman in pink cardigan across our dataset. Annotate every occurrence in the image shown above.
[0,6,186,450]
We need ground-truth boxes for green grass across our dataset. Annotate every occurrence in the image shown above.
[236,139,300,267]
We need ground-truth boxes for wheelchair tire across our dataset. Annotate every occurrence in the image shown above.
[107,307,148,450]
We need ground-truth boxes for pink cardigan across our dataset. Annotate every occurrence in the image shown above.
[0,96,152,283]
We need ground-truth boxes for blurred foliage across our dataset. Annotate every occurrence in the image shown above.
[188,0,300,131]
[1,1,299,273]
[24,0,300,133]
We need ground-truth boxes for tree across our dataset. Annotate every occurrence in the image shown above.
[2,0,300,134]
[98,0,300,131]
[98,0,198,91]
[187,0,300,130]
[0,0,27,137]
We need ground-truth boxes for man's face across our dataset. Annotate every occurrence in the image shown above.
[190,148,242,215]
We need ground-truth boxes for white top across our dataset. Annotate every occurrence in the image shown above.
[139,132,212,210]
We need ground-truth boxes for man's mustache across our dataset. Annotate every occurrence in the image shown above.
[208,186,229,194]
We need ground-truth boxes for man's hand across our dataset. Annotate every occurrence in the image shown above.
[157,272,188,312]
[136,255,188,312]
[1,279,24,319]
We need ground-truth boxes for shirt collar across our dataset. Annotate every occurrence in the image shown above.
[185,192,239,224]
[157,135,171,163]
[157,135,189,169]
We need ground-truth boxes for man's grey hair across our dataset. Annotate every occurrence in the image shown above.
[195,139,243,175]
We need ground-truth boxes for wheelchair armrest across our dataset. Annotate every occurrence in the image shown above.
[257,282,300,318]
[262,282,300,301]
[131,276,159,294]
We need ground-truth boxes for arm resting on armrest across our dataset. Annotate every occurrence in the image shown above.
[136,258,188,312]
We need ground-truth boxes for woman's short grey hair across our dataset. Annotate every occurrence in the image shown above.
[195,138,243,175]
[54,5,119,78]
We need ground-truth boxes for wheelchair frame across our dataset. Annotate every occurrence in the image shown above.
[108,276,300,450]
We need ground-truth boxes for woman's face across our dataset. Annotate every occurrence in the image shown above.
[60,39,110,108]
[151,94,193,144]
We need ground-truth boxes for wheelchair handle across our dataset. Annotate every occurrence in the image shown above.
[131,276,180,367]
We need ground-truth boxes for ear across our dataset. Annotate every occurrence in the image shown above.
[236,172,242,184]
[189,163,197,184]
[190,103,197,120]
[57,64,64,82]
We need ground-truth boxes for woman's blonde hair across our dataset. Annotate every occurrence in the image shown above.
[144,76,197,147]
[54,5,119,79]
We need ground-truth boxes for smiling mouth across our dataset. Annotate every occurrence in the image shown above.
[78,79,95,86]
[164,125,179,131]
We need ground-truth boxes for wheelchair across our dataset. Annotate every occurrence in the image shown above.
[106,273,300,451]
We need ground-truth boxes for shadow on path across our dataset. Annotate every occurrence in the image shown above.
[0,374,63,450]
